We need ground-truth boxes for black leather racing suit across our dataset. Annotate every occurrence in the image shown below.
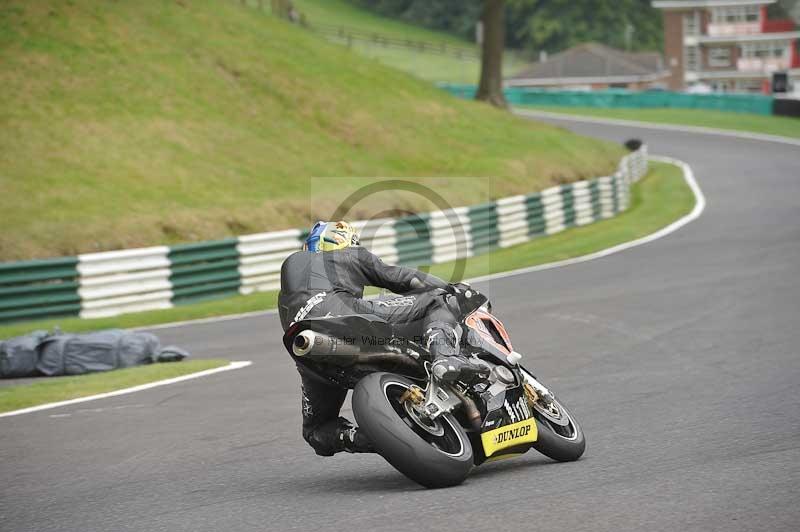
[278,246,458,456]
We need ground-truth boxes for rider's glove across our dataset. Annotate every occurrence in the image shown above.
[441,283,473,316]
[447,282,473,297]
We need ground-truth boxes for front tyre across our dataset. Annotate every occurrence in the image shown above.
[531,396,586,462]
[352,372,473,488]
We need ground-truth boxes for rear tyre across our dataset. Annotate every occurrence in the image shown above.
[352,372,473,488]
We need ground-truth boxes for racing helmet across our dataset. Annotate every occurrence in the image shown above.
[305,221,360,252]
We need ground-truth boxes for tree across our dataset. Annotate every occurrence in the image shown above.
[350,0,663,54]
[475,0,507,108]
[505,0,662,53]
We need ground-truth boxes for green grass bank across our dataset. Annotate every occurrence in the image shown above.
[0,0,613,261]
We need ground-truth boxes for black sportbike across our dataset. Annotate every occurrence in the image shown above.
[282,287,585,488]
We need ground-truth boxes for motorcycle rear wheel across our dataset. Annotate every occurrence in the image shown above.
[352,372,473,488]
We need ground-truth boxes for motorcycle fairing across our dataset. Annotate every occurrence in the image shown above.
[473,384,538,462]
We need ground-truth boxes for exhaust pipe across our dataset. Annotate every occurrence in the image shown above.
[292,330,421,373]
[292,330,361,357]
[292,330,315,356]
[452,387,483,432]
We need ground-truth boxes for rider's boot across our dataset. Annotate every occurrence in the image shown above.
[306,417,375,455]
[336,418,375,454]
[426,324,488,383]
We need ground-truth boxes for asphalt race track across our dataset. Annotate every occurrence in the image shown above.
[2,119,799,532]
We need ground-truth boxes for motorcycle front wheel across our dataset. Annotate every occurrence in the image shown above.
[352,372,473,488]
[519,370,586,462]
[531,395,586,462]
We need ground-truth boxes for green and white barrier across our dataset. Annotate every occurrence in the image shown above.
[0,148,647,324]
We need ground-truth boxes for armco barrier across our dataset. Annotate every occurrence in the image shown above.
[0,148,647,324]
[439,84,776,116]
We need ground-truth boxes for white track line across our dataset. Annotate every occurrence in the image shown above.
[0,361,252,418]
[514,108,800,147]
[467,156,705,284]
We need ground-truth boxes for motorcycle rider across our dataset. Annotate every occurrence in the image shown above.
[278,220,484,456]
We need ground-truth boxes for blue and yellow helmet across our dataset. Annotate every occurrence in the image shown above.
[305,221,360,252]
